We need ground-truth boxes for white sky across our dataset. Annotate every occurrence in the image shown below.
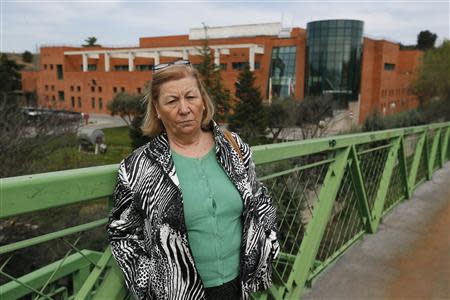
[1,0,449,53]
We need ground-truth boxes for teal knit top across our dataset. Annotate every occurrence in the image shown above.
[172,146,243,288]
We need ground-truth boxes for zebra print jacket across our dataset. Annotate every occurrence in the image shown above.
[107,121,280,300]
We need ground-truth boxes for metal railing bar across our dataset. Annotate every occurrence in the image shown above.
[0,218,107,255]
[0,270,54,300]
[259,158,335,181]
[33,235,82,300]
[356,142,393,155]
[60,238,102,269]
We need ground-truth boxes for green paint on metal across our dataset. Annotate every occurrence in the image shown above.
[285,147,351,299]
[0,164,118,219]
[1,122,450,300]
[407,131,427,193]
[349,145,374,233]
[91,262,128,300]
[0,219,107,255]
[0,251,103,300]
[428,129,441,177]
[370,137,401,231]
[73,247,112,300]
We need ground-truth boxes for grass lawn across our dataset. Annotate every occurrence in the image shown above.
[35,126,133,173]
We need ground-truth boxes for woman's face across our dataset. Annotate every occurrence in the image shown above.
[156,76,205,139]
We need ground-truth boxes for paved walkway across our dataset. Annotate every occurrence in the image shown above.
[83,113,127,129]
[302,162,450,300]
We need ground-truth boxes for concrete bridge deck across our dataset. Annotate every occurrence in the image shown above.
[302,162,450,300]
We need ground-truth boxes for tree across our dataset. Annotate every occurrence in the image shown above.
[295,95,334,140]
[417,30,437,50]
[0,53,22,92]
[107,92,145,126]
[195,34,231,122]
[414,40,450,122]
[22,50,33,63]
[82,37,101,47]
[265,97,297,143]
[228,65,267,144]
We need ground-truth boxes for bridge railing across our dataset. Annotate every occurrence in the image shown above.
[1,122,449,300]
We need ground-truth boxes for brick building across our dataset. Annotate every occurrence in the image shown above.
[21,21,422,123]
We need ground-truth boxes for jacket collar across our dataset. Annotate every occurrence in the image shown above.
[144,120,230,187]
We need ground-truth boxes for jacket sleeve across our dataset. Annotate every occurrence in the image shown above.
[107,161,151,300]
[232,133,280,261]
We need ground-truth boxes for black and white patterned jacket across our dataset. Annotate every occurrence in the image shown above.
[107,121,279,300]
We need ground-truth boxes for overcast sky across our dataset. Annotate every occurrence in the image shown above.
[1,0,449,53]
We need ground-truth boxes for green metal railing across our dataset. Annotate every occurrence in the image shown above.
[1,122,449,300]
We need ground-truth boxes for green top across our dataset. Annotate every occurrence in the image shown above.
[172,146,243,288]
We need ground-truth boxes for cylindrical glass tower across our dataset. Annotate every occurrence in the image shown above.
[305,19,364,107]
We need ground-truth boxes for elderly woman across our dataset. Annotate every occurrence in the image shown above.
[107,60,279,300]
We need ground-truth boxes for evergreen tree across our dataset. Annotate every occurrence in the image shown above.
[22,50,33,63]
[195,36,231,123]
[229,64,267,144]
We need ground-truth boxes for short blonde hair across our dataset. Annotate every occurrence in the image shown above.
[141,65,215,137]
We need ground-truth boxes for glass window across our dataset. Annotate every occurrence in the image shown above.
[77,86,81,92]
[91,97,95,109]
[78,97,82,108]
[71,96,75,108]
[88,64,97,71]
[57,91,64,101]
[91,86,95,92]
[384,63,395,71]
[98,97,103,110]
[57,65,63,80]
[113,87,118,93]
[114,65,128,71]
[269,46,297,98]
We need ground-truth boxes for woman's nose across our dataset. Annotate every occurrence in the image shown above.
[178,98,190,114]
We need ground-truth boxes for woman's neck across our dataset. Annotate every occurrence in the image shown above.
[168,130,214,158]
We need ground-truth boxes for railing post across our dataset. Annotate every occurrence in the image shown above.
[348,145,374,233]
[398,135,411,200]
[408,130,427,194]
[441,126,450,165]
[284,146,351,300]
[427,128,441,179]
[370,137,401,231]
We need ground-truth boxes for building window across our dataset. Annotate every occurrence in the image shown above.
[57,64,63,79]
[137,87,142,94]
[91,97,95,109]
[269,46,297,98]
[255,62,261,70]
[232,62,249,70]
[44,64,47,70]
[45,85,49,91]
[98,97,103,110]
[78,97,82,108]
[121,87,125,92]
[52,95,56,101]
[384,63,395,71]
[88,64,97,71]
[98,86,102,92]
[114,65,129,71]
[220,63,227,71]
[77,86,81,92]
[50,64,54,70]
[70,86,74,92]
[113,87,118,93]
[137,64,153,71]
[45,95,49,101]
[51,85,55,91]
[91,86,95,92]
[71,96,75,108]
[58,91,65,102]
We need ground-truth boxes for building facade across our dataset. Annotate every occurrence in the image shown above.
[21,21,422,123]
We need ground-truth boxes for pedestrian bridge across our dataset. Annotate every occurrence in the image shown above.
[1,122,449,300]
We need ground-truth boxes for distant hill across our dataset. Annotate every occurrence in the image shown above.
[3,52,40,71]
